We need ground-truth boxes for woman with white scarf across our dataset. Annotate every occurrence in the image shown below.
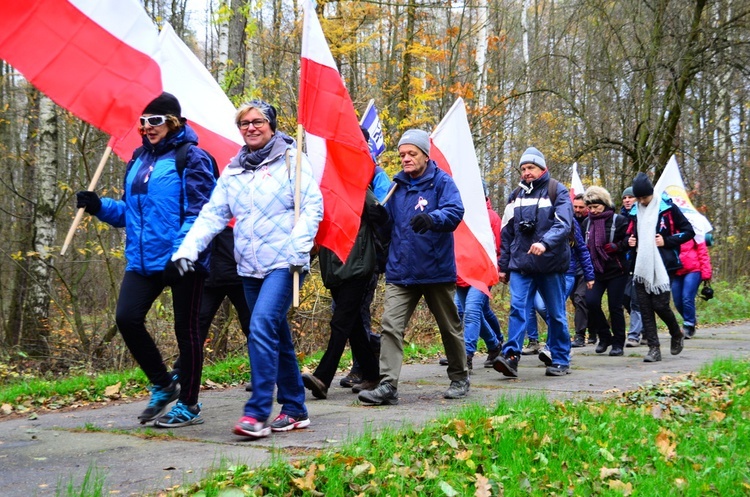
[627,172,694,362]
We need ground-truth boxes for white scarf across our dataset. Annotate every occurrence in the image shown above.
[633,197,671,294]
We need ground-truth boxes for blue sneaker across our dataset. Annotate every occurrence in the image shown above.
[138,380,180,424]
[154,401,203,428]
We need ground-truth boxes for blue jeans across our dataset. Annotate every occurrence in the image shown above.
[671,271,702,327]
[525,292,547,341]
[242,269,307,422]
[455,286,501,355]
[504,272,570,366]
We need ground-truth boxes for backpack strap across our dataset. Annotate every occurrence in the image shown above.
[547,178,558,205]
[174,142,219,224]
[609,214,618,243]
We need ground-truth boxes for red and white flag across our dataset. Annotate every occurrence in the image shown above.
[570,162,585,198]
[0,0,242,168]
[299,0,373,262]
[431,98,499,295]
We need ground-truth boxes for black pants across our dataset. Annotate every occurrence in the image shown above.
[570,274,589,338]
[314,277,379,387]
[585,274,628,348]
[173,283,251,372]
[116,270,205,406]
[634,282,682,348]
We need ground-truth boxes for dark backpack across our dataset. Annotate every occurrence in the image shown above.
[126,142,219,223]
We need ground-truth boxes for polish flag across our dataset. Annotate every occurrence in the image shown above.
[299,0,373,262]
[570,162,585,198]
[431,98,499,295]
[0,0,242,168]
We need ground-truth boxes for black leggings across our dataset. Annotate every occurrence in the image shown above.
[116,270,205,405]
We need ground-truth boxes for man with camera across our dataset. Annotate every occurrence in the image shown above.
[493,147,574,377]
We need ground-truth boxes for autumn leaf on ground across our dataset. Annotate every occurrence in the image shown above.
[292,462,317,492]
[442,434,458,449]
[455,450,473,461]
[352,461,374,477]
[104,382,121,398]
[474,473,491,497]
[608,480,633,495]
[600,467,621,479]
[1,403,12,415]
[709,410,726,422]
[439,481,458,496]
[656,428,677,460]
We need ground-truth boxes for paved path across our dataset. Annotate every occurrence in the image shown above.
[1,324,748,496]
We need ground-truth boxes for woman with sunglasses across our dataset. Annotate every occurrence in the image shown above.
[75,92,216,427]
[171,100,323,438]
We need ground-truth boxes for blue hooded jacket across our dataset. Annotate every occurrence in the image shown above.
[96,124,216,275]
[383,161,464,285]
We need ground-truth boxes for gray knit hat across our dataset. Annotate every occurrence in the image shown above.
[519,147,547,170]
[398,129,430,156]
[622,186,634,198]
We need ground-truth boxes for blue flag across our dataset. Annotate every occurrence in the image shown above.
[360,99,385,157]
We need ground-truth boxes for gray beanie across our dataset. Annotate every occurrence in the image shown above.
[519,146,547,170]
[398,129,430,156]
[622,186,634,198]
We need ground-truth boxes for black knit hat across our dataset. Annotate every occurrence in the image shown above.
[632,172,654,198]
[143,92,182,118]
[247,100,277,132]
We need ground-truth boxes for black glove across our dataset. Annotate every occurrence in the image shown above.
[365,202,388,225]
[163,260,186,286]
[410,213,433,234]
[76,191,102,215]
[289,264,305,275]
[603,242,618,254]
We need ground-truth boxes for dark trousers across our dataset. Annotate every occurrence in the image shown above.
[634,282,682,348]
[116,270,205,406]
[585,274,628,348]
[570,274,589,338]
[173,283,251,372]
[314,277,379,387]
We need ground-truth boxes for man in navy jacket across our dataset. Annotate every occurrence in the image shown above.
[494,147,574,377]
[358,129,469,405]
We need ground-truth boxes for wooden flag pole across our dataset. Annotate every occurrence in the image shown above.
[381,183,398,205]
[293,124,303,307]
[60,145,113,256]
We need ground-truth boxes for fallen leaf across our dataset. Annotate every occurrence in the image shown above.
[603,388,621,395]
[456,450,473,461]
[439,481,458,496]
[1,404,12,415]
[709,411,726,422]
[104,382,121,398]
[599,448,616,462]
[204,379,220,389]
[600,467,620,479]
[474,473,491,497]
[655,429,677,460]
[442,434,458,449]
[352,462,374,477]
[608,480,633,495]
[675,478,687,489]
[28,412,38,420]
[292,462,317,492]
[651,404,664,419]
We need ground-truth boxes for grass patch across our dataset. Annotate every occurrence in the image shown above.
[167,358,750,496]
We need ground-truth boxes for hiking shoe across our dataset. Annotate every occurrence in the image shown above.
[270,413,311,432]
[595,340,610,354]
[438,357,449,366]
[644,346,662,363]
[233,416,270,438]
[483,348,501,368]
[571,335,586,348]
[521,340,540,355]
[683,325,696,339]
[538,346,552,367]
[545,364,570,376]
[352,378,379,394]
[587,336,597,345]
[443,379,470,399]
[154,401,203,428]
[358,382,399,406]
[625,339,640,348]
[302,373,328,400]
[339,370,362,388]
[138,379,180,424]
[245,382,253,392]
[609,347,624,357]
[493,354,519,378]
[670,333,684,355]
[467,354,473,374]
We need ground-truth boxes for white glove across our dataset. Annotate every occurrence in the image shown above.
[174,258,195,276]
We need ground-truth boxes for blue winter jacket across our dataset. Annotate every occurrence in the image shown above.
[96,124,216,275]
[499,171,573,274]
[383,161,464,285]
[568,220,595,281]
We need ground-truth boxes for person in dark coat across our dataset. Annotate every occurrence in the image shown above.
[627,172,694,362]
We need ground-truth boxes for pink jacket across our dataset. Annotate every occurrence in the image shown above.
[676,239,712,280]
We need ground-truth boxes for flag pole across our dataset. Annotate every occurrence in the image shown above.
[293,124,303,307]
[60,144,113,256]
[381,183,398,205]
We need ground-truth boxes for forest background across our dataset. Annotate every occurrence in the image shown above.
[0,0,748,377]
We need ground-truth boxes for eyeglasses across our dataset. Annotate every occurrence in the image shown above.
[139,115,168,127]
[237,119,267,130]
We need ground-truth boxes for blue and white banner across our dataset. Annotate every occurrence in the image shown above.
[360,99,386,157]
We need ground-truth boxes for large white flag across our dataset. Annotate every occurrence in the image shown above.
[570,162,585,198]
[431,98,498,295]
[654,155,713,243]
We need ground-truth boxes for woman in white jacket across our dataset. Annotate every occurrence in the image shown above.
[172,100,323,438]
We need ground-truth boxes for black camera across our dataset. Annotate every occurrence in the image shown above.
[518,220,536,234]
[700,283,714,301]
